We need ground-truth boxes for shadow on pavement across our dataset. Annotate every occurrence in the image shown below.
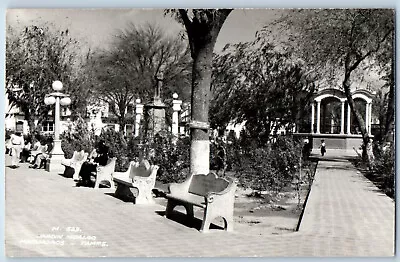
[57,172,73,179]
[104,192,134,203]
[323,165,355,171]
[6,165,19,169]
[155,210,224,231]
[312,157,357,162]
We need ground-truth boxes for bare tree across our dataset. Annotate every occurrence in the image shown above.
[87,23,191,129]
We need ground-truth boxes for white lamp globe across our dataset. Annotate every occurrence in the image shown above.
[60,97,71,106]
[173,93,178,99]
[52,81,63,91]
[44,96,56,105]
[136,98,141,104]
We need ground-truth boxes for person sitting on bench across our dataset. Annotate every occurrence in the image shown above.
[29,138,53,169]
[77,140,109,186]
[29,135,44,164]
[20,138,32,163]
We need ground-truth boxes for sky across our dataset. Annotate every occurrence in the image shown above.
[6,9,282,54]
[4,8,391,91]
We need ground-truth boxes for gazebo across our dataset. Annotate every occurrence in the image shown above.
[307,87,375,150]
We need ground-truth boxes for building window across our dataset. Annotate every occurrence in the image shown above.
[16,121,24,132]
[42,121,54,132]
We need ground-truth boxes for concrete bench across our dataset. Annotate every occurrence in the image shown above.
[61,150,88,179]
[94,157,117,189]
[112,160,159,204]
[165,172,237,233]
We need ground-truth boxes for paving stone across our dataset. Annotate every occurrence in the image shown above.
[4,154,395,257]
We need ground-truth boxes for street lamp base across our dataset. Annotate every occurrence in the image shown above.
[46,140,66,173]
[46,155,65,174]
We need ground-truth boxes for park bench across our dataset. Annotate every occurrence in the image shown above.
[112,160,159,204]
[61,150,88,179]
[94,157,117,189]
[164,172,237,233]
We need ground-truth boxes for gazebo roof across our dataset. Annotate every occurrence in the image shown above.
[314,87,375,103]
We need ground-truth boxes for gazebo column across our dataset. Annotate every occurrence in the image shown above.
[346,103,351,134]
[368,102,372,134]
[316,100,321,134]
[340,99,345,134]
[366,102,372,134]
[311,102,315,133]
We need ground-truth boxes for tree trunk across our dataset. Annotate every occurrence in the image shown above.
[27,118,36,135]
[384,56,394,141]
[24,109,39,135]
[179,9,232,176]
[343,76,374,165]
[118,115,126,135]
[190,40,215,176]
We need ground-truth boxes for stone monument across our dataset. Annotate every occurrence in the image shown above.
[143,72,167,138]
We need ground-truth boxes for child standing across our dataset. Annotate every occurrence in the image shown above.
[320,139,326,156]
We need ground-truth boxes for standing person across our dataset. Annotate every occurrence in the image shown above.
[302,138,311,160]
[320,139,326,156]
[77,140,109,186]
[9,132,24,168]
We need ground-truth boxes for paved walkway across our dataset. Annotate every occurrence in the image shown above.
[4,153,395,257]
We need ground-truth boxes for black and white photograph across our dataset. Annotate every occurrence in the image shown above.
[4,8,395,257]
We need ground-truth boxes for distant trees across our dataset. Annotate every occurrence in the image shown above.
[211,40,316,143]
[86,23,192,129]
[6,24,89,133]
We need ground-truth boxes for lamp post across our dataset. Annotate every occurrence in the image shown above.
[172,93,182,137]
[44,80,71,172]
[134,98,143,137]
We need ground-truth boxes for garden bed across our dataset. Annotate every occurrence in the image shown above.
[154,161,317,235]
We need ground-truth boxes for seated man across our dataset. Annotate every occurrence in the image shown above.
[77,140,109,186]
[29,138,53,169]
[29,135,44,164]
[20,139,32,163]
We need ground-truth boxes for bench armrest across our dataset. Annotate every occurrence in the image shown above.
[205,178,237,203]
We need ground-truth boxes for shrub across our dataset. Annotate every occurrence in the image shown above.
[233,135,302,193]
[61,116,96,158]
[98,128,129,172]
[372,141,395,198]
[142,134,190,184]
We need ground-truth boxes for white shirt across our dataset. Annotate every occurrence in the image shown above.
[10,134,24,148]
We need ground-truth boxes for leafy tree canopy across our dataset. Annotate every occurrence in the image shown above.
[211,39,316,143]
[6,23,88,132]
[269,9,394,161]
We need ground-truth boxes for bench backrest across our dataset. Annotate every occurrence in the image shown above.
[71,151,78,160]
[188,173,230,197]
[73,150,86,162]
[129,160,152,179]
[100,157,117,173]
